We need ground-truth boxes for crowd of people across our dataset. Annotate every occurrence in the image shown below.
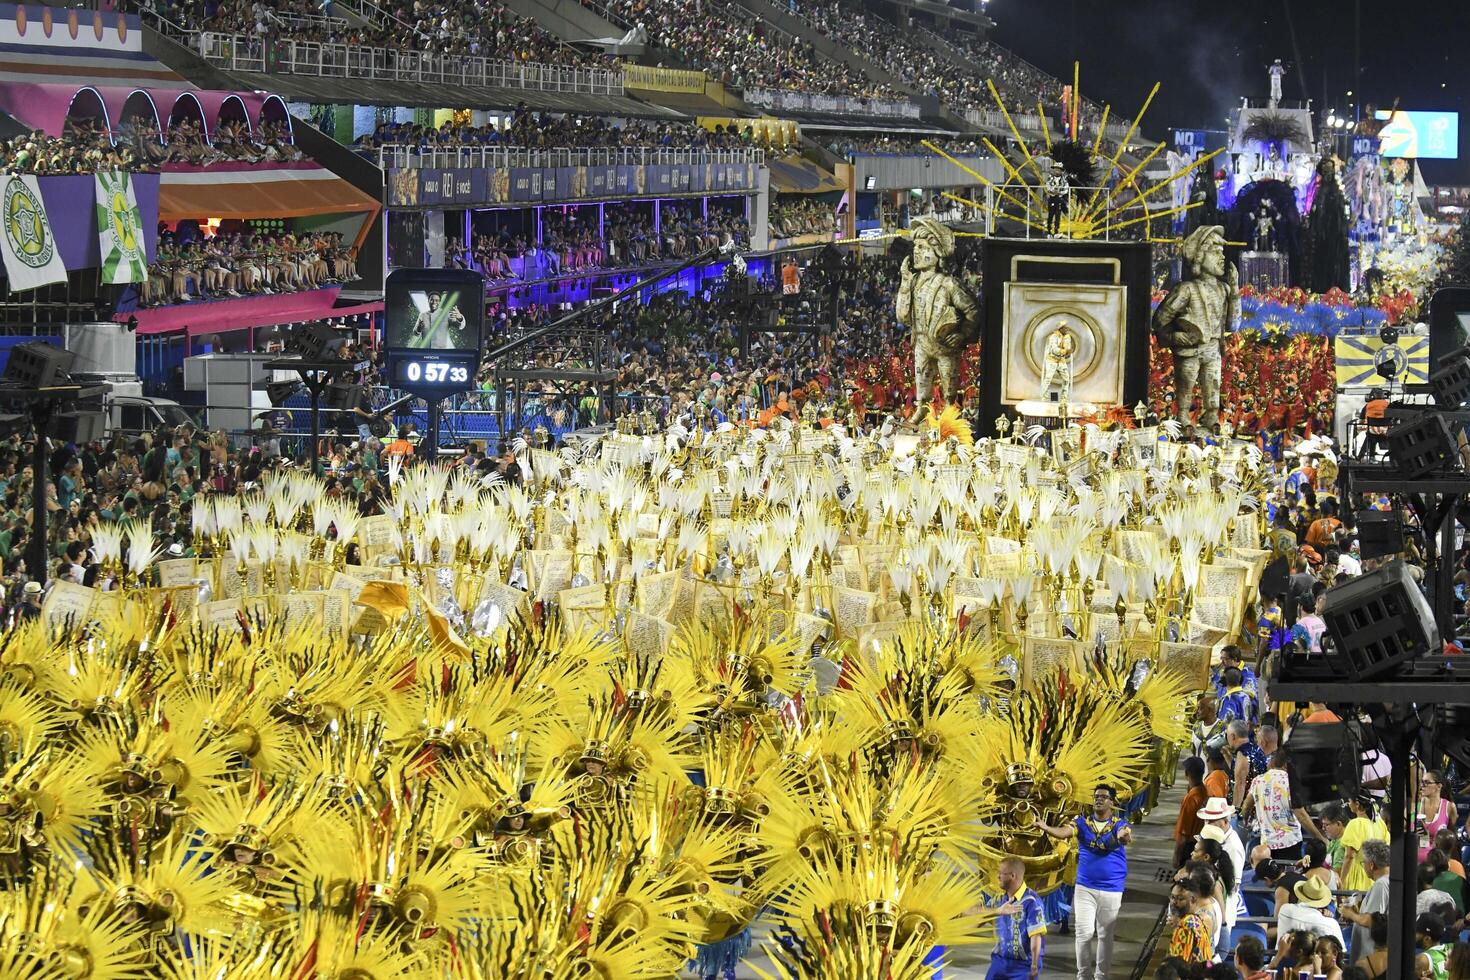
[1147,451,1470,979]
[0,118,300,177]
[825,133,985,158]
[192,0,593,66]
[141,228,358,306]
[1167,699,1469,980]
[359,115,760,157]
[588,0,899,99]
[444,203,748,283]
[770,197,838,239]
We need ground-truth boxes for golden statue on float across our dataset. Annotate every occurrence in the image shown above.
[897,217,979,423]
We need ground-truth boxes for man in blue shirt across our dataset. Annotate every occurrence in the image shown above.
[986,856,1046,980]
[1216,668,1255,725]
[1037,785,1132,980]
[1212,646,1257,702]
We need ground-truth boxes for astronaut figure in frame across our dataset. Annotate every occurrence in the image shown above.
[1039,320,1076,404]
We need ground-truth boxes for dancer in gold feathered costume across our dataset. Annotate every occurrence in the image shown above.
[0,414,1258,976]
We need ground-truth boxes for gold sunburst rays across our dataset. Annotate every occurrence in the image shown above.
[934,71,1227,242]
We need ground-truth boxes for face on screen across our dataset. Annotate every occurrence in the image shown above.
[384,269,484,353]
[391,289,471,350]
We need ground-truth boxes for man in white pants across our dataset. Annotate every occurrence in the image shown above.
[1036,785,1132,980]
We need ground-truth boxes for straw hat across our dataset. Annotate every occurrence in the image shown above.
[1293,877,1332,909]
[1198,823,1228,844]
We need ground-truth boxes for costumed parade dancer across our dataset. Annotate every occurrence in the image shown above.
[1046,162,1071,237]
[1040,321,1077,404]
[0,334,1252,979]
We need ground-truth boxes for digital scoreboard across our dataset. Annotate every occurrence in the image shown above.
[384,268,485,397]
[389,351,478,388]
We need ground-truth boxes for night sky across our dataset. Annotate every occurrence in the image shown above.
[983,0,1470,183]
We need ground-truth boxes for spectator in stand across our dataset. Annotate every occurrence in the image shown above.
[1204,747,1231,803]
[1244,749,1329,861]
[1234,934,1271,980]
[1277,878,1345,945]
[203,0,597,66]
[1423,849,1467,917]
[770,197,836,239]
[1167,874,1215,965]
[1270,930,1319,976]
[1447,944,1470,980]
[1321,803,1351,879]
[1175,757,1209,868]
[1433,829,1466,877]
[1352,912,1391,979]
[362,115,758,156]
[1314,937,1347,980]
[1225,719,1268,812]
[141,229,356,306]
[1418,770,1460,862]
[1340,797,1391,892]
[588,0,898,99]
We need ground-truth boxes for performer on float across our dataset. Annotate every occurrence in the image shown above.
[897,216,979,423]
[1045,162,1071,237]
[1152,225,1239,431]
[1251,200,1279,252]
[1039,320,1076,403]
[1268,59,1287,108]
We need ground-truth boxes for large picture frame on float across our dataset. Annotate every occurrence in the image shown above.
[978,237,1153,426]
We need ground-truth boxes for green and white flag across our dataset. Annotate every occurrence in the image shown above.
[95,171,148,285]
[0,174,67,292]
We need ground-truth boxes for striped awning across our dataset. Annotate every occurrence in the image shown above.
[159,162,380,220]
[767,153,844,194]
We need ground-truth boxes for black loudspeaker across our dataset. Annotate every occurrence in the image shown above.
[1431,354,1470,410]
[4,342,75,387]
[1355,511,1405,560]
[291,323,347,360]
[266,380,302,406]
[1385,412,1457,478]
[324,383,360,412]
[53,411,105,444]
[1430,705,1470,773]
[1322,559,1439,681]
[1284,721,1362,805]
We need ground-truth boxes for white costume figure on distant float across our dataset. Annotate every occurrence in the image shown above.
[1268,59,1286,108]
[897,217,979,422]
[1152,225,1239,430]
[1039,320,1076,403]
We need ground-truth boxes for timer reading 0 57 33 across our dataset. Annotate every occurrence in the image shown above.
[402,361,469,384]
[396,359,473,386]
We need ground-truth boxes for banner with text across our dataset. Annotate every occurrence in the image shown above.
[389,163,759,208]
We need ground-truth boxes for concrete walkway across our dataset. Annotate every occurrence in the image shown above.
[723,778,1186,980]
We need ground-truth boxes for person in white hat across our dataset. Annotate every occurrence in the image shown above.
[1276,876,1344,944]
[1196,796,1246,892]
[16,580,42,623]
